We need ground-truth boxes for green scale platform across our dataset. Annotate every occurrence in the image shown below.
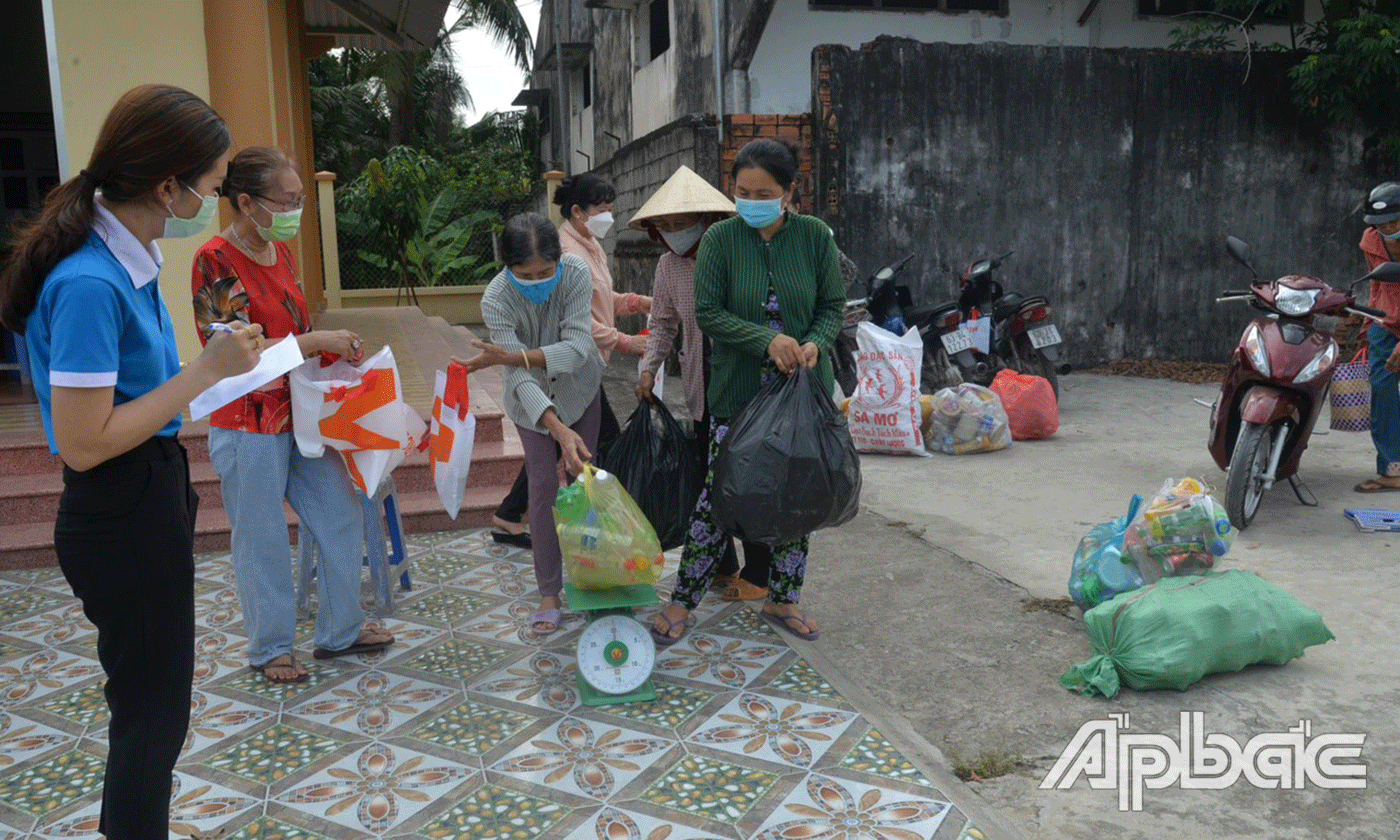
[565,582,659,706]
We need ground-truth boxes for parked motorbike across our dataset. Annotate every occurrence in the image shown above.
[946,250,1071,397]
[1208,235,1400,529]
[831,254,967,397]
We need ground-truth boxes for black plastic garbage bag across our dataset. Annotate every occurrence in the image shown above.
[712,367,862,547]
[600,399,703,550]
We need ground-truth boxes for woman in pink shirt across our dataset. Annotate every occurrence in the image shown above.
[488,174,650,546]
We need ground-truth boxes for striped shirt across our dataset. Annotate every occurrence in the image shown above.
[641,251,707,420]
[481,254,605,432]
[693,213,846,418]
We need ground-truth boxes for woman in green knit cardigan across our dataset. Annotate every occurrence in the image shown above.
[650,138,845,645]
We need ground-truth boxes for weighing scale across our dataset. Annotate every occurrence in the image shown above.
[565,582,659,706]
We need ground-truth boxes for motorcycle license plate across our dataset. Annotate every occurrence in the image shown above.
[1028,324,1062,349]
[941,329,975,355]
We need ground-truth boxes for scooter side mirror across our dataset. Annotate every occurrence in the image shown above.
[1225,236,1258,278]
[1364,261,1400,284]
[874,267,895,282]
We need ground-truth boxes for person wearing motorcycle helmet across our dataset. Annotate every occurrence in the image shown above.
[1355,181,1400,492]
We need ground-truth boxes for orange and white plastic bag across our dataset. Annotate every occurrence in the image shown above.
[429,363,477,519]
[290,346,426,495]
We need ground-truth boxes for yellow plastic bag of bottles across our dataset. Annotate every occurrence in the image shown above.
[555,464,665,590]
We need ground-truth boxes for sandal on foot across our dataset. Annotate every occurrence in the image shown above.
[721,579,769,602]
[711,574,736,591]
[252,655,308,684]
[650,610,689,646]
[313,628,395,660]
[1354,479,1400,493]
[530,608,562,635]
[763,610,820,641]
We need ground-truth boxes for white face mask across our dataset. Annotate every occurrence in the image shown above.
[659,223,704,256]
[163,184,219,239]
[583,210,614,240]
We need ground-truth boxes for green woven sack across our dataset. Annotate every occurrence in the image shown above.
[1061,570,1334,699]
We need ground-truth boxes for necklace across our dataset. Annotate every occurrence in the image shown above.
[229,222,274,264]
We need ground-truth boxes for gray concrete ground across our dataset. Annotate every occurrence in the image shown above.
[601,357,1399,840]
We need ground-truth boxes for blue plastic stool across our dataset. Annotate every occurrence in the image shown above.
[297,476,412,617]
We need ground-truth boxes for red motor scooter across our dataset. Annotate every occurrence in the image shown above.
[1208,236,1400,529]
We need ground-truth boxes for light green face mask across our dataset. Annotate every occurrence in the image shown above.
[253,199,303,243]
[163,185,219,239]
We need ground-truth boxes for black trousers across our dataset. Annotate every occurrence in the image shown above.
[54,436,198,840]
[495,385,623,524]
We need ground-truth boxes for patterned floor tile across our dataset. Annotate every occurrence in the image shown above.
[763,657,844,703]
[689,692,856,770]
[206,723,343,785]
[469,650,580,714]
[455,559,537,598]
[561,806,729,840]
[838,727,934,787]
[419,782,566,840]
[750,773,953,840]
[652,633,786,690]
[0,603,94,648]
[277,742,475,834]
[184,690,274,758]
[286,670,458,738]
[166,771,262,838]
[33,681,107,730]
[586,679,717,732]
[409,697,535,756]
[0,530,976,840]
[458,600,587,646]
[192,630,251,685]
[639,752,781,826]
[0,589,65,624]
[0,650,103,706]
[490,716,675,801]
[0,747,105,816]
[0,710,75,770]
[194,587,246,631]
[395,587,494,627]
[405,638,515,683]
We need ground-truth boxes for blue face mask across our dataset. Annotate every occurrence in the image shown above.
[734,197,785,229]
[508,265,562,305]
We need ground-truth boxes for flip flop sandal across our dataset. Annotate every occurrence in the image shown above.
[252,657,309,684]
[721,579,769,602]
[710,574,737,591]
[530,608,562,636]
[491,530,533,548]
[313,631,395,660]
[763,610,821,641]
[1354,480,1400,493]
[650,611,690,646]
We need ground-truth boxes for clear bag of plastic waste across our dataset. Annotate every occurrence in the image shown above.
[1067,495,1146,612]
[927,383,1012,455]
[1122,478,1233,582]
[555,465,665,590]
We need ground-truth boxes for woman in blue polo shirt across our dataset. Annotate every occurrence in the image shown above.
[0,85,260,840]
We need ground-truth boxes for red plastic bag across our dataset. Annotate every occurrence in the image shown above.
[990,369,1058,440]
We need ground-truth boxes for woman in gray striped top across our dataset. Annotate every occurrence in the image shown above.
[454,213,604,635]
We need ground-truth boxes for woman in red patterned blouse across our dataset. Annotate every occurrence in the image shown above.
[191,147,393,684]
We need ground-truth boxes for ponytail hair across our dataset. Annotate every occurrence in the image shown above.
[0,84,229,333]
[552,173,616,217]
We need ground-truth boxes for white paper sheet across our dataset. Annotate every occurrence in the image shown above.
[189,335,306,421]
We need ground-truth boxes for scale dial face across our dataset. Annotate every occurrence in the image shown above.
[576,615,655,695]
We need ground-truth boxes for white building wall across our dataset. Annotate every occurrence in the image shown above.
[746,0,1318,115]
[632,47,678,139]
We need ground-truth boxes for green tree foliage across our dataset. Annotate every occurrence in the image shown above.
[1168,1,1400,170]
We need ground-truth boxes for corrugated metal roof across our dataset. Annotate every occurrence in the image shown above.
[303,0,452,51]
